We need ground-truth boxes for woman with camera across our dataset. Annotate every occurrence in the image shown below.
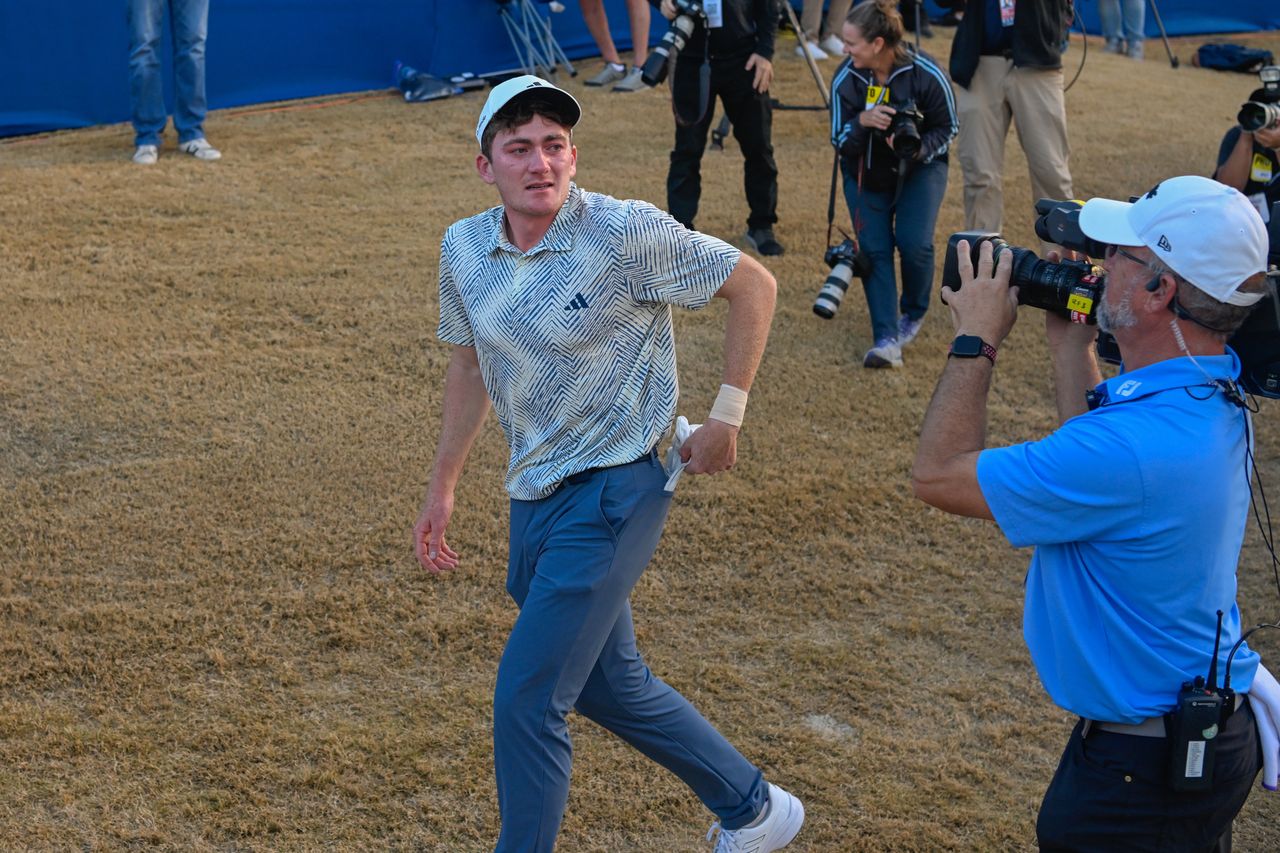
[830,0,958,368]
[1214,82,1280,224]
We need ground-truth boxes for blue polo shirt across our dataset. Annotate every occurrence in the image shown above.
[977,352,1259,724]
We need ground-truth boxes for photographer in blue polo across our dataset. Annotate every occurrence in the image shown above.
[912,175,1279,849]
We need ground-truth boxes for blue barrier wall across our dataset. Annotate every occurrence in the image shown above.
[3,1,1277,138]
[1072,0,1280,39]
[0,0,661,138]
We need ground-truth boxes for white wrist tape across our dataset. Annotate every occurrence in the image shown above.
[708,383,748,428]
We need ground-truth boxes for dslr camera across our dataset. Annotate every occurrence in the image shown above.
[813,238,872,319]
[1238,65,1280,133]
[941,199,1107,323]
[884,101,925,160]
[641,0,705,87]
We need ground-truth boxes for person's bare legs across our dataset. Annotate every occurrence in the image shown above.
[579,0,622,65]
[625,0,649,65]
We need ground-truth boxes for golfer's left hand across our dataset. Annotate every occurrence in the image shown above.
[681,418,738,475]
[745,54,773,93]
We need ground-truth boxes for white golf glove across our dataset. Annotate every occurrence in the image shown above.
[1248,661,1280,791]
[663,416,700,492]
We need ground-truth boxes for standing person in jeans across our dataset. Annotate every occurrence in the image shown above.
[580,0,651,92]
[831,0,958,368]
[657,0,785,255]
[127,0,220,165]
[414,74,804,853]
[1099,0,1145,59]
[947,0,1073,233]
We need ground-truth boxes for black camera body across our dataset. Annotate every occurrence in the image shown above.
[1227,199,1280,397]
[1237,65,1280,132]
[884,100,925,160]
[947,196,1280,399]
[941,232,1104,323]
[813,239,872,319]
[640,0,704,87]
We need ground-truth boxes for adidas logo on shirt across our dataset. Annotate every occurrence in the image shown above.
[564,293,589,311]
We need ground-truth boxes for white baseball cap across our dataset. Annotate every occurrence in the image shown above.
[475,75,581,146]
[1078,175,1268,306]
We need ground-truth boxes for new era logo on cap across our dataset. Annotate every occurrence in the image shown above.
[1078,175,1267,307]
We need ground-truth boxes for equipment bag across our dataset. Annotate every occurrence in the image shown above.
[1193,44,1276,74]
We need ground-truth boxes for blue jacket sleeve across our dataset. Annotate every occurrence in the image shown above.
[912,58,959,164]
[830,62,870,159]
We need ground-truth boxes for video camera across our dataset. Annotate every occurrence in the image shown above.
[942,199,1280,398]
[1238,65,1280,133]
[941,199,1107,324]
[1227,200,1280,396]
[641,0,704,87]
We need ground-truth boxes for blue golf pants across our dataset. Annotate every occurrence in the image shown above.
[493,453,766,852]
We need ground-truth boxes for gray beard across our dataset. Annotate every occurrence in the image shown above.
[1097,290,1138,334]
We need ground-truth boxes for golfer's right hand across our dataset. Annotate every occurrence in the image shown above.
[660,0,676,20]
[414,491,459,573]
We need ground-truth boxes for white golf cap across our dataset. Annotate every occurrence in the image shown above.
[475,75,581,146]
[1078,175,1268,306]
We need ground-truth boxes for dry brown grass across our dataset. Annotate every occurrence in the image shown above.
[4,26,1280,851]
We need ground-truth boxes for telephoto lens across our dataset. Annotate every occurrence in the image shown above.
[1238,100,1280,133]
[641,10,699,87]
[813,263,853,319]
[813,239,868,318]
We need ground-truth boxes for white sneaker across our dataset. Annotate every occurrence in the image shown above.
[898,315,924,347]
[132,144,158,165]
[180,138,221,161]
[794,40,828,61]
[820,33,845,56]
[585,62,626,86]
[863,337,903,368]
[612,67,647,92]
[707,783,804,853]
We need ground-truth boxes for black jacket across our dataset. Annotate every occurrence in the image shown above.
[647,0,777,61]
[830,50,960,192]
[948,0,1073,88]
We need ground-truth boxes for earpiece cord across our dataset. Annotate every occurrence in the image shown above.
[1224,622,1280,692]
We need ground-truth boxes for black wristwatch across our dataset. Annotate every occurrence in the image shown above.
[949,334,997,364]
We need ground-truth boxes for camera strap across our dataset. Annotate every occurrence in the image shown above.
[671,31,712,129]
[826,150,854,247]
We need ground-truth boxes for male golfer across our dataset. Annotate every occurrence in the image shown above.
[413,76,803,853]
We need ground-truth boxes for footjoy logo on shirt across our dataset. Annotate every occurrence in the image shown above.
[564,293,589,311]
[1116,380,1142,398]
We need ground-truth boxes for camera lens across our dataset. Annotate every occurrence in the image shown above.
[1238,100,1280,133]
[813,262,854,319]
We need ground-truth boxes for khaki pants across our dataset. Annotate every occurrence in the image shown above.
[800,0,852,41]
[955,56,1073,233]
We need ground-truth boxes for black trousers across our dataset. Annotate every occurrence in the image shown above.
[1037,699,1261,852]
[667,53,778,231]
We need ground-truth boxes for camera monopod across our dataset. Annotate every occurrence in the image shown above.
[1148,0,1180,69]
[780,0,830,112]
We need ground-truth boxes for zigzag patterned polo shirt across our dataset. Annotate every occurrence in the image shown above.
[438,184,741,500]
